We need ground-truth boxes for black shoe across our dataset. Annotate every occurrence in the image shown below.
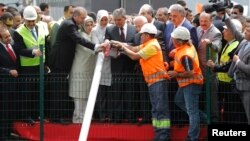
[23,118,36,125]
[112,119,122,123]
[99,118,111,123]
[127,119,137,123]
[52,118,71,125]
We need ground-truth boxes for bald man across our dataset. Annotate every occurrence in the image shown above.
[197,11,222,123]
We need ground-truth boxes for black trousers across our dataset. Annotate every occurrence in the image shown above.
[0,76,18,138]
[218,81,247,123]
[48,71,74,120]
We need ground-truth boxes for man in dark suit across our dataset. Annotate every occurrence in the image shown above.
[139,4,165,33]
[0,26,20,139]
[138,4,166,59]
[104,8,136,122]
[12,6,44,124]
[165,4,199,125]
[49,7,106,123]
[51,7,106,73]
[165,4,198,62]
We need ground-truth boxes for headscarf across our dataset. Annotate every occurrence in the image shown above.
[96,9,109,30]
[80,16,94,34]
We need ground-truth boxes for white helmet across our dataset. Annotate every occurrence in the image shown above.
[171,26,190,40]
[139,23,157,34]
[223,19,242,32]
[23,6,37,20]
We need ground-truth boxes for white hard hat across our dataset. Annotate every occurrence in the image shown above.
[23,6,37,20]
[223,19,242,32]
[139,23,157,34]
[171,26,190,40]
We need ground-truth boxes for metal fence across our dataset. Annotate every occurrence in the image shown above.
[0,72,248,140]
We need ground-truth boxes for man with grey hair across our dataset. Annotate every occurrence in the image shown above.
[104,8,137,123]
[139,4,166,60]
[165,4,198,62]
[49,6,107,124]
[139,4,165,33]
[156,7,169,24]
[133,15,148,44]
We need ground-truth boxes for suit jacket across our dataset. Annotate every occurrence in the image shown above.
[105,24,136,73]
[13,30,35,58]
[0,43,20,75]
[228,40,250,91]
[13,24,49,74]
[165,19,199,58]
[153,20,165,34]
[196,24,222,75]
[51,18,96,73]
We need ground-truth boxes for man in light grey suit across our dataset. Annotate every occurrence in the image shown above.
[228,24,250,125]
[197,12,222,123]
[197,12,222,76]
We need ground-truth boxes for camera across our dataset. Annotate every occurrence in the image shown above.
[204,0,233,13]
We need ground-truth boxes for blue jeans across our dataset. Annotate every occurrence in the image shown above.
[148,80,170,141]
[174,84,204,141]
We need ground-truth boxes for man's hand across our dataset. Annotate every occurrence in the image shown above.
[9,70,18,77]
[104,39,110,45]
[33,49,42,57]
[207,60,215,68]
[164,62,169,71]
[233,55,239,62]
[110,40,123,49]
[169,49,176,58]
[97,42,109,52]
[167,70,178,79]
[200,38,211,47]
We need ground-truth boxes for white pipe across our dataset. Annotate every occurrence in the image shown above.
[78,52,105,141]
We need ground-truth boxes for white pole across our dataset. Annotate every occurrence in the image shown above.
[78,52,105,141]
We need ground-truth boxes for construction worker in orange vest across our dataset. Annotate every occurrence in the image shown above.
[167,26,206,141]
[111,23,171,141]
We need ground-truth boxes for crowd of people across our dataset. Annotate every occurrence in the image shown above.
[0,0,250,140]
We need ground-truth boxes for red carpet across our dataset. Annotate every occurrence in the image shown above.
[13,122,207,141]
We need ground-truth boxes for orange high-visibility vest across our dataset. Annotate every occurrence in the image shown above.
[140,39,169,85]
[174,44,203,87]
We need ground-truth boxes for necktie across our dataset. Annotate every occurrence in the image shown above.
[199,30,205,41]
[120,27,125,42]
[31,29,37,40]
[6,44,16,62]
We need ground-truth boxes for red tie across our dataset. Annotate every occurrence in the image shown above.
[6,44,16,62]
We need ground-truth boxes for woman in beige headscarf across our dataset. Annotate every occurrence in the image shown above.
[69,16,96,123]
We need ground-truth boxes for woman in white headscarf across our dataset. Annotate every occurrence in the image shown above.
[69,16,96,123]
[92,9,112,122]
